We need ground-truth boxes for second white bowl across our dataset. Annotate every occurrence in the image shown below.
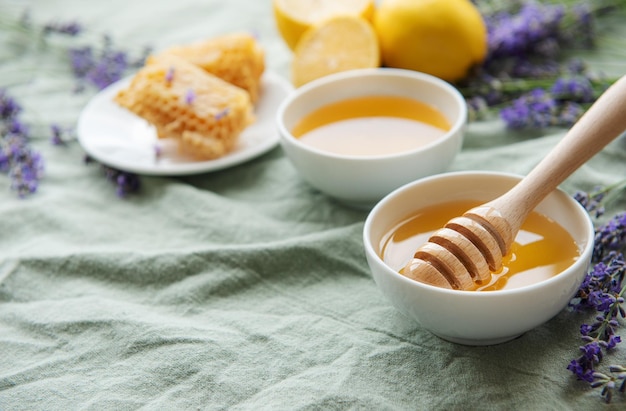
[276,68,467,209]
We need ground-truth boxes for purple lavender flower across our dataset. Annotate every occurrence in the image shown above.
[86,50,128,90]
[459,0,613,126]
[592,366,626,403]
[581,324,593,336]
[5,117,28,136]
[165,67,175,85]
[568,212,626,402]
[85,36,128,89]
[50,124,64,145]
[568,359,592,382]
[69,43,128,90]
[1,15,150,199]
[9,149,44,197]
[589,291,616,313]
[0,151,8,173]
[574,188,606,217]
[568,341,603,383]
[0,89,44,197]
[0,135,44,197]
[215,108,229,120]
[582,342,604,363]
[557,101,584,128]
[69,34,143,91]
[0,90,22,120]
[593,214,626,261]
[551,76,595,103]
[83,155,140,197]
[185,89,196,105]
[101,164,141,197]
[487,0,601,68]
[486,2,565,59]
[43,20,83,36]
[69,46,95,78]
[605,335,622,350]
[593,261,611,282]
[500,88,557,129]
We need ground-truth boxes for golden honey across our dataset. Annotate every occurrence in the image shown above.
[291,95,451,156]
[380,200,580,291]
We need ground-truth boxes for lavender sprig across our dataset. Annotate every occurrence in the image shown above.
[69,34,150,91]
[102,165,141,198]
[569,186,626,403]
[0,89,44,197]
[84,155,140,198]
[42,20,83,36]
[496,74,609,129]
[460,0,624,127]
[499,88,558,129]
[0,10,147,198]
[575,178,626,219]
[567,251,626,402]
[1,8,149,92]
[591,367,626,404]
[485,1,566,60]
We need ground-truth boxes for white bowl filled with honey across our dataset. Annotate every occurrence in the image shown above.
[276,68,466,208]
[363,171,594,345]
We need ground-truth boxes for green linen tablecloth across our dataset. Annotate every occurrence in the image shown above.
[1,1,626,410]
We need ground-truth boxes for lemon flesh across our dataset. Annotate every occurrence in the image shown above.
[291,15,380,87]
[273,0,375,50]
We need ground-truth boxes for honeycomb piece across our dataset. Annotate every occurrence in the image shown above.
[151,32,265,103]
[114,55,254,160]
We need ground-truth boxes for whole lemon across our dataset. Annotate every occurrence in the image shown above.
[373,0,487,82]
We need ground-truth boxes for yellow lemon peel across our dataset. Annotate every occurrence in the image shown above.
[374,0,487,82]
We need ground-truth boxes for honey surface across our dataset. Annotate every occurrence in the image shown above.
[291,95,451,156]
[380,200,580,291]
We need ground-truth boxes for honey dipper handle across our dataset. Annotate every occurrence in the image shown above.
[491,75,626,231]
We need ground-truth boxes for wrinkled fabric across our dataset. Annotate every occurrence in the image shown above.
[1,1,626,410]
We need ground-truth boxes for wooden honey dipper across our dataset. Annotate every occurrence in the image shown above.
[402,75,626,290]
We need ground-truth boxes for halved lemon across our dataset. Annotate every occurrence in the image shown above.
[290,15,380,87]
[273,0,375,51]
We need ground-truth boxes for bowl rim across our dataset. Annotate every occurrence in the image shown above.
[363,170,595,297]
[276,67,468,161]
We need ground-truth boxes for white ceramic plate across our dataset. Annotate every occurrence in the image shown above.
[77,71,293,175]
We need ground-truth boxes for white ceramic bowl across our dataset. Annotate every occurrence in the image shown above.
[276,68,467,209]
[363,171,594,346]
